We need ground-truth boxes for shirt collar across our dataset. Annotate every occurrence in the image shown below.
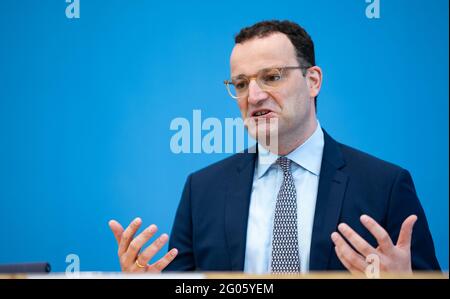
[256,121,324,179]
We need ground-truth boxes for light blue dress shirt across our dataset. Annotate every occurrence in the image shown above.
[244,122,325,273]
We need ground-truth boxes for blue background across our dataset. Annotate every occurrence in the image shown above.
[0,0,448,272]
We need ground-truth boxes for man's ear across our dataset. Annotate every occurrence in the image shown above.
[306,66,323,98]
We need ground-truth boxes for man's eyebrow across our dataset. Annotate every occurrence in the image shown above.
[231,73,247,80]
[231,65,283,80]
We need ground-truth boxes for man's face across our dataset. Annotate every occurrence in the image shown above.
[230,33,318,149]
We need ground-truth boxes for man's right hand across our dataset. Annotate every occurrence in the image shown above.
[108,217,178,273]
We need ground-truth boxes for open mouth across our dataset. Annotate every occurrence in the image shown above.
[252,110,272,117]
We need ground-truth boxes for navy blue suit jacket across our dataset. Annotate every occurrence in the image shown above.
[165,131,440,271]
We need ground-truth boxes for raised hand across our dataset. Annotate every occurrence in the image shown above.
[331,214,417,275]
[109,217,178,273]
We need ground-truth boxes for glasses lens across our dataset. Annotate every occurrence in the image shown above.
[258,68,282,88]
[225,68,284,99]
[226,78,248,99]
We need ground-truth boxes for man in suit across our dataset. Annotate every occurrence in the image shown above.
[109,20,440,274]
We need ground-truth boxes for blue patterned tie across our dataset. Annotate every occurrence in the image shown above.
[271,156,300,273]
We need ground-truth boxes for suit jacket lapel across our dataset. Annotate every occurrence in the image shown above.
[309,131,349,270]
[225,149,257,270]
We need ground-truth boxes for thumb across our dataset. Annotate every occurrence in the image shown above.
[396,215,418,249]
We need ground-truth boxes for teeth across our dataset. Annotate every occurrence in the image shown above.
[255,110,270,116]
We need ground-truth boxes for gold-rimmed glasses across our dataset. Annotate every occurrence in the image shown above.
[223,66,309,100]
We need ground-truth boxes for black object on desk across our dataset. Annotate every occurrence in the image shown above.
[0,262,51,273]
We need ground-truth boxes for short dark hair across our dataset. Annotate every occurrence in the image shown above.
[234,20,318,110]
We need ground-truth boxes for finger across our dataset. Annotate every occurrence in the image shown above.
[138,233,170,266]
[118,217,142,257]
[123,224,158,265]
[331,232,367,272]
[147,248,179,273]
[109,220,125,245]
[396,215,418,249]
[334,246,360,275]
[338,223,376,257]
[360,215,394,253]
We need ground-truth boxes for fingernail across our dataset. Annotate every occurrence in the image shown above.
[338,223,346,232]
[171,249,178,257]
[360,215,369,223]
[134,217,141,224]
[161,234,168,241]
[149,224,157,233]
[331,232,338,242]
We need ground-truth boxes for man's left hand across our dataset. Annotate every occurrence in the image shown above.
[331,214,418,274]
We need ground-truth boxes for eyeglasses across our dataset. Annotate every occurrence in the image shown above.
[223,66,309,100]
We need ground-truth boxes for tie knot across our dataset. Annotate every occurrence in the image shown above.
[277,156,291,174]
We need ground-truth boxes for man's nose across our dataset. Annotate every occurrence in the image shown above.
[247,79,268,105]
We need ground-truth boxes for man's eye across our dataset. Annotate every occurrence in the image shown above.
[234,81,248,90]
[263,74,281,82]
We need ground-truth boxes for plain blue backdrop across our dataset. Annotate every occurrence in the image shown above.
[0,0,448,272]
